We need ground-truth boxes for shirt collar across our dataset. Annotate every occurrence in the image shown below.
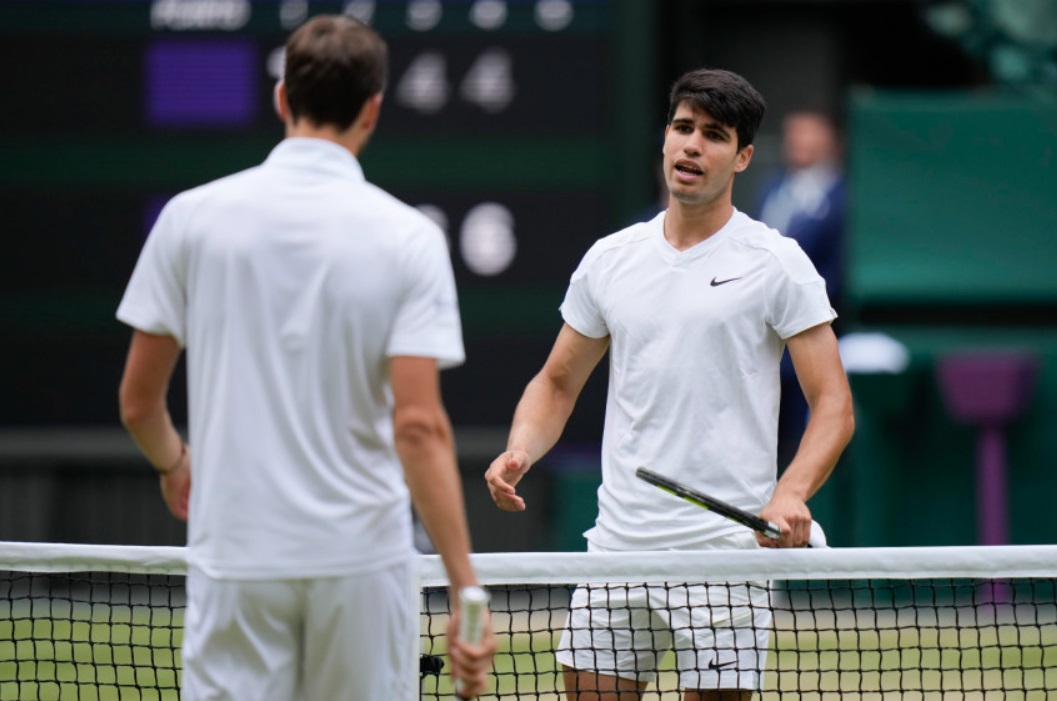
[654,207,741,262]
[264,137,365,183]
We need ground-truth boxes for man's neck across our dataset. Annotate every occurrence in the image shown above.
[285,121,366,157]
[663,199,735,251]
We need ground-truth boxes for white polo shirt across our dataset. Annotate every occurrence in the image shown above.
[117,138,464,578]
[560,209,835,550]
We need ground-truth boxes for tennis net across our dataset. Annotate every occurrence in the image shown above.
[2,541,1056,700]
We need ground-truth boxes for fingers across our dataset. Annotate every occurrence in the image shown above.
[447,615,496,699]
[485,451,529,511]
[755,530,779,549]
[760,494,813,548]
[159,470,191,522]
[757,516,811,548]
[491,486,525,512]
[783,514,814,547]
[449,637,495,698]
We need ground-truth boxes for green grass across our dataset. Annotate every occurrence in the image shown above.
[3,607,1055,700]
[420,615,1057,701]
[0,605,182,701]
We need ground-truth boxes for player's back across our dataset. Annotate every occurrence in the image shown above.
[177,138,445,577]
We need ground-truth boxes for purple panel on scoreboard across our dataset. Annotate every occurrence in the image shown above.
[146,40,257,127]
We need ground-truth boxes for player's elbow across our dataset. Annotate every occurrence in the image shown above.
[118,386,160,433]
[393,406,452,453]
[809,384,855,448]
[835,389,856,446]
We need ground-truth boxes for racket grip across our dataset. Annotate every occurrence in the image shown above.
[454,585,489,698]
[457,585,489,644]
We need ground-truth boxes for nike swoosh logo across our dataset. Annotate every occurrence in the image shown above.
[707,659,738,671]
[710,276,741,287]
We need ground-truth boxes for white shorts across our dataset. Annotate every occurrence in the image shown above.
[181,559,419,701]
[556,534,772,691]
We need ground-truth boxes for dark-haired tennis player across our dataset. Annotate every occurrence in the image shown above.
[485,68,854,700]
[117,15,493,700]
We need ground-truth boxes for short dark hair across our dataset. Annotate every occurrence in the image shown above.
[667,68,766,150]
[284,15,388,130]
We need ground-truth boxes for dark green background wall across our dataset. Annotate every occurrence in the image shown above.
[821,91,1057,547]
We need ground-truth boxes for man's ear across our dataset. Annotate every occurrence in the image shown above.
[358,93,384,133]
[273,81,288,122]
[735,143,754,173]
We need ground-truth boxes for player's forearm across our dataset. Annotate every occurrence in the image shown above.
[505,373,578,466]
[120,398,185,474]
[776,390,855,502]
[413,478,479,592]
[397,414,479,591]
[119,330,185,474]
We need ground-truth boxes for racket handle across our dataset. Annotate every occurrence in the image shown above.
[454,585,489,698]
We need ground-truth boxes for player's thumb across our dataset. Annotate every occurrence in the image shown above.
[507,451,529,473]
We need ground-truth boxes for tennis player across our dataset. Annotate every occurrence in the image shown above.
[117,15,493,700]
[485,68,855,700]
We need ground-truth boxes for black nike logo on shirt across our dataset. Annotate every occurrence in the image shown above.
[707,658,738,671]
[710,276,741,287]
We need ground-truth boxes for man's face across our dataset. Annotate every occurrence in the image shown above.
[662,102,752,207]
[782,112,836,170]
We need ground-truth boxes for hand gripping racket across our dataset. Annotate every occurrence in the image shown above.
[636,467,784,539]
[454,585,490,699]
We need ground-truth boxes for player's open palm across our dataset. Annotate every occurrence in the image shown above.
[485,450,530,511]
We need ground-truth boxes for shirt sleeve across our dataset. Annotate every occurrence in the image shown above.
[559,245,609,339]
[387,223,465,370]
[766,236,837,340]
[115,196,189,346]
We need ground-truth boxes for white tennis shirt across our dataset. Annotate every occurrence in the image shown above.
[560,209,835,550]
[117,138,464,578]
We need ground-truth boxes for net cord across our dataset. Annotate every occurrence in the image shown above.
[2,541,1056,585]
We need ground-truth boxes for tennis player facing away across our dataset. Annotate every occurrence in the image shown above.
[117,15,494,700]
[485,68,854,700]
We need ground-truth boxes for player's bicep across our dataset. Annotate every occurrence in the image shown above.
[119,330,182,420]
[536,323,609,399]
[391,355,442,409]
[390,356,449,439]
[786,323,849,408]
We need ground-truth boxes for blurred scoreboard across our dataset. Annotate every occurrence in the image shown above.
[0,0,654,431]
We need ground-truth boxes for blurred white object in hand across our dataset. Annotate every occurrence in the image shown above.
[809,519,828,548]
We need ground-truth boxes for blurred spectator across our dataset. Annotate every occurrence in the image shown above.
[756,110,846,310]
[754,110,847,470]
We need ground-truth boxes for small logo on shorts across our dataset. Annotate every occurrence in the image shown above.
[707,658,737,671]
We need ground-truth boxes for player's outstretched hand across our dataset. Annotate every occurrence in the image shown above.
[447,609,496,698]
[485,450,530,511]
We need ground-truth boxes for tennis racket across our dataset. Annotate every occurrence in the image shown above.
[454,585,490,699]
[635,466,783,539]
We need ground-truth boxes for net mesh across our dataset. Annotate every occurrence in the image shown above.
[2,543,1056,700]
[0,571,183,700]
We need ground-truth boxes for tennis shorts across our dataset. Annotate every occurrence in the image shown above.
[181,558,419,701]
[556,533,772,691]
